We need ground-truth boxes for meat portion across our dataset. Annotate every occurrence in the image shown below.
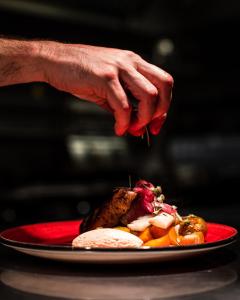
[80,188,137,233]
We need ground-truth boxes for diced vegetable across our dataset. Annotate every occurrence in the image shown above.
[144,234,171,247]
[168,226,181,245]
[150,225,169,238]
[149,213,174,229]
[138,227,153,243]
[127,215,152,231]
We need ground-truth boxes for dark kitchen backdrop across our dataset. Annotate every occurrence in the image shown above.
[0,0,239,230]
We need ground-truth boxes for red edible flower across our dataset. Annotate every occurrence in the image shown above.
[160,203,176,215]
[122,181,155,223]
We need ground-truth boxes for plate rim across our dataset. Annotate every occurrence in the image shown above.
[0,221,238,252]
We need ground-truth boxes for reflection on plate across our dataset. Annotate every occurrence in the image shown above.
[1,267,237,299]
[0,220,237,263]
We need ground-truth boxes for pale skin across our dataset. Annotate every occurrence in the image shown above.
[0,38,173,136]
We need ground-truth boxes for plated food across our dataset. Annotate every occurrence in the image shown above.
[72,180,208,248]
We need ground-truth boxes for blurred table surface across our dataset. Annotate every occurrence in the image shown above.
[0,225,239,300]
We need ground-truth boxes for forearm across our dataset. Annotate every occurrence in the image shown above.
[0,38,45,86]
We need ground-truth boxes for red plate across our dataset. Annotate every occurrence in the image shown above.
[0,221,238,263]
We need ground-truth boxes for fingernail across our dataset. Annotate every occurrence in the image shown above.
[123,104,131,111]
[128,119,143,134]
[150,116,166,135]
[116,129,127,136]
[115,125,127,136]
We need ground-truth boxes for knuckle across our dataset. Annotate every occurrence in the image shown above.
[164,73,174,87]
[124,50,139,60]
[102,68,117,82]
[146,86,158,98]
[118,64,132,75]
[125,50,135,56]
[122,105,132,113]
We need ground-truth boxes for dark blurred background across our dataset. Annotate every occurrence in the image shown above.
[0,0,239,230]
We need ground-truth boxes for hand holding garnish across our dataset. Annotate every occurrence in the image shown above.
[37,42,173,136]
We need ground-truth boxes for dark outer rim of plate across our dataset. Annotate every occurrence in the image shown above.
[0,222,238,252]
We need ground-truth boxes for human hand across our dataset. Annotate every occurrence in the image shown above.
[40,42,173,136]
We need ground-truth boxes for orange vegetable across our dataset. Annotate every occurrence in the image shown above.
[150,225,169,239]
[143,234,171,247]
[138,227,153,243]
[179,232,204,245]
[182,215,207,235]
[168,226,180,245]
[168,226,204,246]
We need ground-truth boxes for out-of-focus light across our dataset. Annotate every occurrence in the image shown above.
[157,39,174,56]
[67,135,128,160]
[175,164,197,186]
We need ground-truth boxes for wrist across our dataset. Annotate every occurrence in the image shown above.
[26,40,46,82]
[36,41,88,86]
[35,40,60,84]
[37,41,92,85]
